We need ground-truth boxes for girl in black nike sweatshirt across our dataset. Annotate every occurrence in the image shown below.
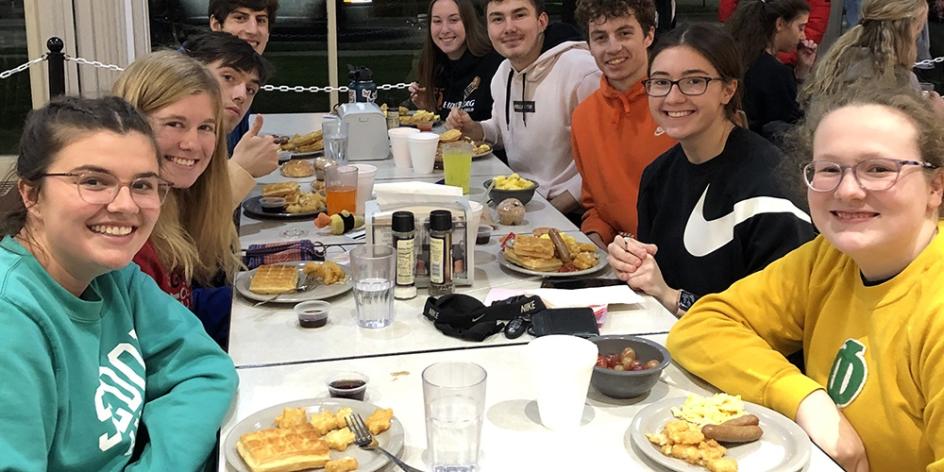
[607,24,815,316]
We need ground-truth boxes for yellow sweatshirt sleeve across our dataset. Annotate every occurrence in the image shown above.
[228,160,256,209]
[912,291,944,471]
[667,238,826,420]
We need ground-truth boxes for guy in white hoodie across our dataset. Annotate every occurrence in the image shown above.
[447,0,601,214]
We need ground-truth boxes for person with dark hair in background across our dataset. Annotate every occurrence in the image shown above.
[183,31,276,205]
[607,23,815,316]
[209,0,278,54]
[727,0,815,137]
[0,95,236,470]
[669,86,944,472]
[410,0,504,121]
[447,0,600,216]
[208,0,280,154]
[571,0,675,248]
[721,0,830,66]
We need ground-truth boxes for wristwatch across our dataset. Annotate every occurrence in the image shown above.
[676,289,698,315]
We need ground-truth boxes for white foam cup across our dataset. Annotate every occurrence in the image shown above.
[407,132,440,174]
[527,335,598,431]
[352,164,378,215]
[388,127,420,169]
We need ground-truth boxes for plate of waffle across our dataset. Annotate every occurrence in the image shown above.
[243,182,327,220]
[235,260,353,303]
[628,395,810,472]
[498,228,609,277]
[279,130,325,158]
[224,397,404,472]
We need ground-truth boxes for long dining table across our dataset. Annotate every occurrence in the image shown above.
[219,113,842,471]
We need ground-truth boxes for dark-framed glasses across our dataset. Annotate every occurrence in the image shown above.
[802,158,939,193]
[643,76,724,97]
[40,170,171,209]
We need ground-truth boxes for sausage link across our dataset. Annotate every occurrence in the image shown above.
[701,424,763,443]
[547,228,573,265]
[721,414,760,427]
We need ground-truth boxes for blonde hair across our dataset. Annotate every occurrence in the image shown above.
[800,0,927,105]
[112,50,241,284]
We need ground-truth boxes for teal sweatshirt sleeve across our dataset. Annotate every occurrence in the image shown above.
[121,268,238,471]
[0,300,57,471]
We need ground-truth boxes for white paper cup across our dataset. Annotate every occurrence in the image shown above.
[469,200,484,233]
[388,127,420,169]
[408,132,440,174]
[352,163,377,215]
[527,335,598,431]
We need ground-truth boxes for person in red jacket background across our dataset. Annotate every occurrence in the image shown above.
[720,0,830,65]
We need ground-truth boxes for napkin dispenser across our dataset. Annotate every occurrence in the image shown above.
[365,199,474,287]
[336,102,389,161]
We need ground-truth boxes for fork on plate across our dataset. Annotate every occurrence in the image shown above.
[345,412,425,472]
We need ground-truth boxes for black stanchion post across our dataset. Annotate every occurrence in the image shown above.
[46,37,65,98]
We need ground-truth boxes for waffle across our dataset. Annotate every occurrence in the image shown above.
[325,457,358,472]
[512,236,555,259]
[249,265,299,295]
[503,247,564,272]
[236,423,330,472]
[262,182,301,198]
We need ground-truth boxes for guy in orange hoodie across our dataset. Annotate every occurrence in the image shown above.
[571,0,675,248]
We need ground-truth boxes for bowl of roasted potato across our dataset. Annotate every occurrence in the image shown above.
[483,173,539,205]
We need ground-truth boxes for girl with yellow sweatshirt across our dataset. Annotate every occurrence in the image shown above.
[668,88,944,472]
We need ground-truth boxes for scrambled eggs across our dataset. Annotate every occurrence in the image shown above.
[671,393,746,427]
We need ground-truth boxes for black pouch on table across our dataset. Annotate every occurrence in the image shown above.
[529,307,599,338]
[423,294,545,342]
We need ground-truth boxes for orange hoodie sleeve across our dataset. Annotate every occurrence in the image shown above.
[571,120,616,243]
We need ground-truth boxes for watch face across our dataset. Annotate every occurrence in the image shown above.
[679,290,698,311]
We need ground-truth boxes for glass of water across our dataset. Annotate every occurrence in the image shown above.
[422,362,487,472]
[322,118,349,165]
[350,244,395,328]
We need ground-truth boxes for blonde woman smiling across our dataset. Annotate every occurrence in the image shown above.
[113,51,242,347]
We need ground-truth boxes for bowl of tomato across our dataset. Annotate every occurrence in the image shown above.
[589,335,670,399]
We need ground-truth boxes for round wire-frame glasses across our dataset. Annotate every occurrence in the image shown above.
[40,171,171,209]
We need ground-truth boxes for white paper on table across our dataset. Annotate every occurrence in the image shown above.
[483,285,643,308]
[374,181,462,205]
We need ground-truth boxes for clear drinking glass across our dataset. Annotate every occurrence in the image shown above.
[350,244,395,328]
[423,362,487,472]
[322,119,349,164]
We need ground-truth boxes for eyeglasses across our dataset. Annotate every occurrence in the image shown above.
[643,76,724,97]
[40,171,171,209]
[802,158,939,192]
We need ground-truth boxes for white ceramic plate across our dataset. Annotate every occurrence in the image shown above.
[628,396,811,472]
[235,261,352,303]
[224,397,404,472]
[497,248,609,278]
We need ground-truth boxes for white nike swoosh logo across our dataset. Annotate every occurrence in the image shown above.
[683,185,811,257]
